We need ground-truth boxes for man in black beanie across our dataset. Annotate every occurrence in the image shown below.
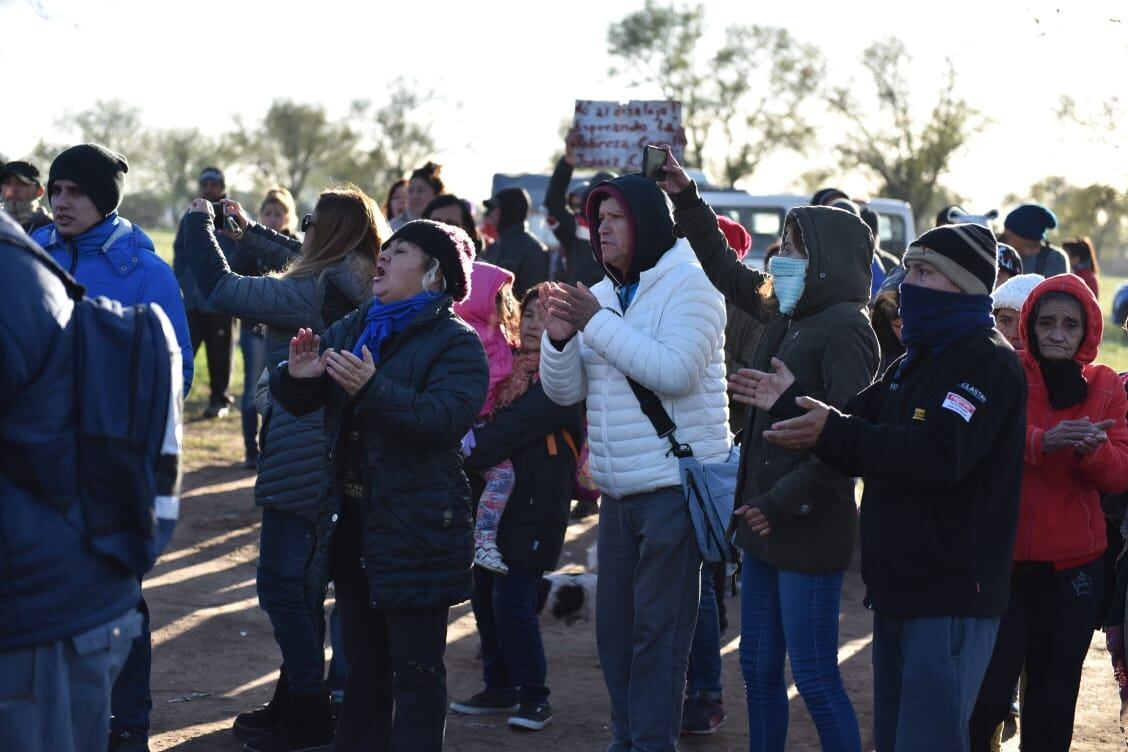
[173,166,237,419]
[31,144,193,752]
[752,223,1026,752]
[480,186,549,298]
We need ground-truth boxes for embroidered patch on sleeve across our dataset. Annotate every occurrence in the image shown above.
[942,392,976,422]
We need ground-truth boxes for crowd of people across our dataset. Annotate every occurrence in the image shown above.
[2,127,1128,752]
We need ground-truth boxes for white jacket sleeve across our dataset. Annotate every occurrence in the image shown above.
[581,272,725,397]
[538,331,587,406]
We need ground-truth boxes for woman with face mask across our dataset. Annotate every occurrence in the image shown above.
[659,150,879,751]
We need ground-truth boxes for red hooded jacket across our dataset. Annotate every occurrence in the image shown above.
[1014,274,1128,564]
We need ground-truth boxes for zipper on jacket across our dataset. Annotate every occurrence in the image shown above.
[68,239,79,275]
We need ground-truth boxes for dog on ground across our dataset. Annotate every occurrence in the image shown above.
[536,572,597,626]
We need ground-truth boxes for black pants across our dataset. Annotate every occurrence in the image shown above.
[186,309,233,405]
[330,501,450,751]
[969,557,1103,752]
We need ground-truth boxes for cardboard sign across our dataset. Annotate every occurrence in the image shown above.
[572,99,687,170]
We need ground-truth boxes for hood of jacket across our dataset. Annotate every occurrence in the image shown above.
[495,187,530,231]
[584,173,676,287]
[454,261,515,333]
[1019,273,1102,369]
[38,213,154,278]
[786,205,873,319]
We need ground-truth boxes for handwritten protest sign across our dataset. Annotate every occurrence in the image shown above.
[572,99,687,170]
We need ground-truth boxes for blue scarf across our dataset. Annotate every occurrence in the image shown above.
[353,291,440,359]
[895,283,994,379]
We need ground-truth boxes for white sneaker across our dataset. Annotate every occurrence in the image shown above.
[474,541,508,574]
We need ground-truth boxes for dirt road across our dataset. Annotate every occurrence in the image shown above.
[146,416,1123,751]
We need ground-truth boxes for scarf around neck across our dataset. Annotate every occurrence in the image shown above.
[353,291,440,360]
[895,283,994,378]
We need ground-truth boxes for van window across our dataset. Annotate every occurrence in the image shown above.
[878,212,907,254]
[711,206,784,266]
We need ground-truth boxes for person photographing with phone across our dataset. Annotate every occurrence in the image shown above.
[658,145,877,750]
[173,166,238,419]
[736,218,1028,752]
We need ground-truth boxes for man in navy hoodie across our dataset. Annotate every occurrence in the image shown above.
[0,211,144,750]
[31,144,193,751]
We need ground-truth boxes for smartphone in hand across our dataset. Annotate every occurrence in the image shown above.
[643,145,666,180]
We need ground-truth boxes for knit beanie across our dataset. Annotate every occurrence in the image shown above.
[811,187,848,206]
[383,219,474,302]
[716,215,751,260]
[48,144,129,217]
[1004,204,1058,241]
[996,243,1023,277]
[903,222,998,295]
[991,273,1044,313]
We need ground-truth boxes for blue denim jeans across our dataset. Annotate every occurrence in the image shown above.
[597,486,702,752]
[240,327,266,458]
[4,609,141,750]
[686,563,723,698]
[471,563,549,704]
[110,593,151,737]
[740,555,861,752]
[872,611,999,752]
[256,507,326,696]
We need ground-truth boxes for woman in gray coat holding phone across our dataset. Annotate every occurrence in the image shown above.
[184,185,386,748]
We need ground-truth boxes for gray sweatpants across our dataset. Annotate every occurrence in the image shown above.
[596,486,702,752]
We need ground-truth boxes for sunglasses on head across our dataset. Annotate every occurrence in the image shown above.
[301,214,315,232]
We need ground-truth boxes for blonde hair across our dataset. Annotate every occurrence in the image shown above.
[283,183,389,282]
[259,185,297,234]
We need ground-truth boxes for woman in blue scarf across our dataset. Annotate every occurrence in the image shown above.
[272,220,488,752]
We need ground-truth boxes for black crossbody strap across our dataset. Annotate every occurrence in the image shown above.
[626,377,694,459]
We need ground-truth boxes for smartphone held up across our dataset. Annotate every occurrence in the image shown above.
[643,145,667,180]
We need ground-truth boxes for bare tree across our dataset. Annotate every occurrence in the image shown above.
[828,38,981,228]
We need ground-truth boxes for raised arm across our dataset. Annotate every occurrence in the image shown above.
[813,354,1025,487]
[183,210,316,331]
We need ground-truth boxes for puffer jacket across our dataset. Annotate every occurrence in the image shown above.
[184,213,370,517]
[465,379,585,572]
[32,213,194,393]
[673,186,879,573]
[270,295,489,609]
[0,214,139,650]
[1015,274,1128,564]
[540,174,730,498]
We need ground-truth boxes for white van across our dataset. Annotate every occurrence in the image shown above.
[700,189,916,268]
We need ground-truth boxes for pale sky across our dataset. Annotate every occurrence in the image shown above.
[3,0,1125,212]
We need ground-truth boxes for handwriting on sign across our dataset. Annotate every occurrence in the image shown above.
[573,99,688,170]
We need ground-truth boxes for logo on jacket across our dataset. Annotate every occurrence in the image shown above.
[941,392,976,423]
[1070,570,1093,598]
[958,383,987,404]
[913,408,927,422]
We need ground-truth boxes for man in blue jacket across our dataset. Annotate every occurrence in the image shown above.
[31,144,193,392]
[0,211,144,751]
[31,143,193,752]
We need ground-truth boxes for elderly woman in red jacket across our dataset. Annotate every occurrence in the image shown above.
[971,274,1128,751]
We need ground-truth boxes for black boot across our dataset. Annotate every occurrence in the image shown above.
[243,692,334,752]
[233,666,289,740]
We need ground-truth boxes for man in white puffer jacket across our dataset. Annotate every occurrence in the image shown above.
[540,173,730,751]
